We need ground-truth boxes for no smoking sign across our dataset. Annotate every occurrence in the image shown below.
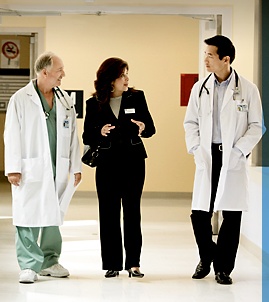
[2,41,20,59]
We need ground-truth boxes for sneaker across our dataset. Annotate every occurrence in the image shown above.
[19,269,38,284]
[39,263,69,278]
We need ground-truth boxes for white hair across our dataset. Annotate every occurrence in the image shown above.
[34,51,56,75]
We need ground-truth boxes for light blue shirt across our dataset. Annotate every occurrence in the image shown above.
[212,72,233,143]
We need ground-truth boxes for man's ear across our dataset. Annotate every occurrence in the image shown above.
[224,56,230,63]
[42,68,48,77]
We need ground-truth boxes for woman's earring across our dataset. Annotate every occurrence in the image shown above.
[111,84,115,93]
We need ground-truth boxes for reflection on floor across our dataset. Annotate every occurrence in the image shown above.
[0,180,261,302]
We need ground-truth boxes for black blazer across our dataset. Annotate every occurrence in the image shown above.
[82,88,156,161]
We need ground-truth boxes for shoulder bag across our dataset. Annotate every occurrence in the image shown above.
[81,145,100,168]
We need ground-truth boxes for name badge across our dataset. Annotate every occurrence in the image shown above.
[236,100,248,112]
[125,108,135,114]
[63,117,70,128]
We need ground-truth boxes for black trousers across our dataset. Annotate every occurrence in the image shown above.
[95,155,145,271]
[191,144,242,275]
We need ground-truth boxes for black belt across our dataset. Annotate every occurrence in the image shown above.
[212,143,222,152]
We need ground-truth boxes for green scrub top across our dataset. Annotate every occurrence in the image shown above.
[34,81,57,178]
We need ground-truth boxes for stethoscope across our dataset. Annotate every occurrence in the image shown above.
[198,69,240,100]
[54,86,73,112]
[54,87,74,128]
[36,79,73,119]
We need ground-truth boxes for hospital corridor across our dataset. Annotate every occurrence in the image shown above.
[0,0,268,301]
[0,178,262,302]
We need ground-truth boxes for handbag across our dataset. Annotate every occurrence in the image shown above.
[81,145,100,167]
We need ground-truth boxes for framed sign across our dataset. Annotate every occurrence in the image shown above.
[65,90,84,119]
[1,40,20,68]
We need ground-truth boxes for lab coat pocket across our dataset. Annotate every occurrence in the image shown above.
[21,157,43,183]
[228,148,244,170]
[193,147,205,170]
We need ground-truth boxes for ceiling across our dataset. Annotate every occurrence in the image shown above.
[0,0,215,17]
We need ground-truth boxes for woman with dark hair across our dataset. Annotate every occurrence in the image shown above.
[82,57,155,278]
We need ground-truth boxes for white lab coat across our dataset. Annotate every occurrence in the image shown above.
[184,70,265,212]
[4,81,82,226]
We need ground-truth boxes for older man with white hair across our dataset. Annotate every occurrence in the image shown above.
[4,52,82,283]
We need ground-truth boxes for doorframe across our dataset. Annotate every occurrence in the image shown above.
[0,27,44,78]
[0,7,232,77]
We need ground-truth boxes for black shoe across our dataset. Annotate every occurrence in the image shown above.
[127,268,144,278]
[105,270,119,278]
[215,272,233,285]
[192,260,211,279]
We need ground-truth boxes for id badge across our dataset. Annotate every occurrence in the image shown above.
[63,117,70,128]
[125,108,135,114]
[236,100,248,112]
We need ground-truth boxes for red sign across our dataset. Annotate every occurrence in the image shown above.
[180,73,198,106]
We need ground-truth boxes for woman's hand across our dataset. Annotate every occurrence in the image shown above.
[101,124,115,136]
[131,119,145,136]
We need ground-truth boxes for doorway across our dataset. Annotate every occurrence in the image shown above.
[0,33,38,178]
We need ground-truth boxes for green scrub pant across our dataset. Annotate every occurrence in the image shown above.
[15,226,62,273]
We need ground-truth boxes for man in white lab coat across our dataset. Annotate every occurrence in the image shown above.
[184,35,265,285]
[4,52,82,283]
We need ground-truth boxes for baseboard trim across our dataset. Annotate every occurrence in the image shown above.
[73,191,192,200]
[142,191,192,199]
[240,234,262,261]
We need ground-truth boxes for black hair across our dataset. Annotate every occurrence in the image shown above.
[204,35,235,64]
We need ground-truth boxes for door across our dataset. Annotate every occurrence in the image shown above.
[0,33,37,178]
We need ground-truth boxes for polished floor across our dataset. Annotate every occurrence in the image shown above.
[0,180,262,302]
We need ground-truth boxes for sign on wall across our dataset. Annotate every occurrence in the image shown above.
[1,40,20,68]
[180,73,198,106]
[65,90,84,119]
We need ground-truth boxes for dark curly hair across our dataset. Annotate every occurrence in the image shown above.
[93,57,129,105]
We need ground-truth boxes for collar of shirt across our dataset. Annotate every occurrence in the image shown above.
[214,70,233,88]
